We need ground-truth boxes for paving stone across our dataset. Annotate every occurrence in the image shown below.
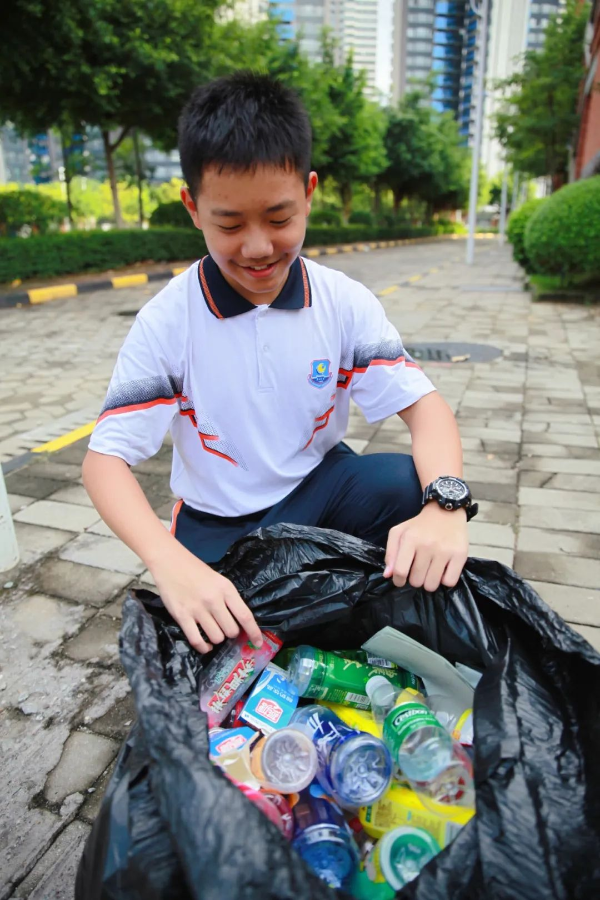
[79,758,117,825]
[514,552,600,590]
[468,521,515,549]
[522,443,600,460]
[466,481,517,504]
[24,460,83,482]
[522,430,598,449]
[0,808,67,899]
[13,522,77,566]
[48,441,89,465]
[59,533,145,575]
[543,473,600,493]
[13,820,91,899]
[14,499,100,532]
[99,591,127,619]
[463,465,517,484]
[4,472,65,500]
[518,527,600,560]
[344,437,369,454]
[519,457,600,475]
[10,593,94,643]
[519,486,600,512]
[8,492,36,514]
[63,616,121,663]
[363,440,412,455]
[44,731,119,804]
[35,557,132,607]
[475,500,517,525]
[47,484,95,507]
[571,624,600,653]
[527,580,600,626]
[469,544,514,567]
[519,505,600,535]
[89,692,135,740]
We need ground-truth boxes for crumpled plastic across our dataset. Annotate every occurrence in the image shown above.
[75,523,600,900]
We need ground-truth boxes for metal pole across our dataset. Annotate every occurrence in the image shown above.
[0,466,19,573]
[499,165,508,244]
[466,0,490,265]
[511,171,520,212]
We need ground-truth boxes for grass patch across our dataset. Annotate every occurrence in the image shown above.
[529,272,600,302]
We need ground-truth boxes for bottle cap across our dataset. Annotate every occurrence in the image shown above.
[255,727,318,794]
[366,675,392,701]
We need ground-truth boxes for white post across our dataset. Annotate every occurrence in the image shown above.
[0,466,19,572]
[499,165,509,244]
[466,0,491,265]
[511,171,520,212]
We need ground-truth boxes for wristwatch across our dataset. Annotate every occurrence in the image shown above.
[422,476,478,521]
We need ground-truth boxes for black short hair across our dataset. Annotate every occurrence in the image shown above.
[178,72,312,200]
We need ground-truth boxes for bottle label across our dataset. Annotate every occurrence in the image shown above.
[307,650,417,704]
[383,702,445,755]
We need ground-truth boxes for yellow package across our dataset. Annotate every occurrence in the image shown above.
[359,781,474,847]
[317,700,380,737]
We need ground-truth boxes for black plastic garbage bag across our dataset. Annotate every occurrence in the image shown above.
[76,524,600,900]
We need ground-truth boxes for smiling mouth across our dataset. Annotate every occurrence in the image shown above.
[241,259,281,272]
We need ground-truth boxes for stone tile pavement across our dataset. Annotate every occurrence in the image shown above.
[1,239,600,897]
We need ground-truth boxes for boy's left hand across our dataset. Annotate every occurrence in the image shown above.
[384,503,469,592]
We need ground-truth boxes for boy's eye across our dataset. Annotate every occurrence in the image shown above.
[219,224,241,232]
[271,217,292,226]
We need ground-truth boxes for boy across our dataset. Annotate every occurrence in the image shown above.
[83,73,476,655]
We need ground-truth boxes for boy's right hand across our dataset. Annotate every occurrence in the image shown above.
[149,544,262,654]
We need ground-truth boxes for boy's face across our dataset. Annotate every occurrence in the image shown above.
[181,164,318,305]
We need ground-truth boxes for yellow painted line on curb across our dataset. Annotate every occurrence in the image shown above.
[111,274,149,289]
[325,247,338,255]
[172,266,188,276]
[31,420,97,454]
[429,267,439,273]
[29,284,78,304]
[305,248,321,258]
[407,274,422,283]
[379,285,399,297]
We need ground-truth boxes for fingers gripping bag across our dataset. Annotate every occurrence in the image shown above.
[76,524,600,900]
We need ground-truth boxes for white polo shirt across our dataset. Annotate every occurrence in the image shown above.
[89,255,435,517]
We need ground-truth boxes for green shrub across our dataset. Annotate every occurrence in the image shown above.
[506,198,545,270]
[348,210,374,226]
[525,177,600,279]
[0,228,207,283]
[0,223,448,284]
[309,207,343,226]
[0,189,67,236]
[149,201,191,228]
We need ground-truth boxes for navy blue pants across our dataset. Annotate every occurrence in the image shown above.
[173,442,422,563]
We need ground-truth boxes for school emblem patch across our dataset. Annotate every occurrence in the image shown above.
[308,359,333,389]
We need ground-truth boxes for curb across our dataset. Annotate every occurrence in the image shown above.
[0,233,495,309]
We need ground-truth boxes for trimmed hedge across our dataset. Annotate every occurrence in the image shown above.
[525,177,600,279]
[149,201,191,228]
[506,199,545,271]
[0,189,67,236]
[0,222,456,284]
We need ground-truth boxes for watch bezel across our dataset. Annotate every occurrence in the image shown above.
[434,476,470,503]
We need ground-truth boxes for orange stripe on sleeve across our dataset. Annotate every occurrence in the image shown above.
[97,397,178,423]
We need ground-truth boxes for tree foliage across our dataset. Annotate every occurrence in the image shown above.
[493,0,588,187]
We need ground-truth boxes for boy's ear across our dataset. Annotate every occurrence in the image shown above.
[305,171,318,216]
[181,186,202,230]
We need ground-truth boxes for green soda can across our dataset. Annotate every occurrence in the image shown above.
[288,646,419,709]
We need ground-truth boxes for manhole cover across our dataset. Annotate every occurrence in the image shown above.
[405,342,502,363]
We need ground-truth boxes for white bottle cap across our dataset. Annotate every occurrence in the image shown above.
[366,675,392,702]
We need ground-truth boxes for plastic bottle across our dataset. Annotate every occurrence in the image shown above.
[365,826,441,891]
[292,789,358,889]
[262,791,294,840]
[366,677,473,807]
[426,695,474,747]
[359,781,474,844]
[317,700,381,738]
[291,705,392,809]
[199,630,282,727]
[250,727,318,794]
[288,646,418,709]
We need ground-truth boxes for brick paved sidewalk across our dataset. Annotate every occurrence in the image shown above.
[1,240,600,898]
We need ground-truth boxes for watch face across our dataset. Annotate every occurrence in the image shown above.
[437,477,468,502]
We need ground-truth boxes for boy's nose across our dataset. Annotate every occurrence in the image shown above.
[240,230,274,261]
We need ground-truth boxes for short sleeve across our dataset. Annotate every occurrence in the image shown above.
[88,315,182,465]
[341,286,436,424]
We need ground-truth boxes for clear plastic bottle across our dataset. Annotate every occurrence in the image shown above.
[426,695,474,747]
[288,646,417,709]
[292,789,358,889]
[366,676,473,807]
[250,727,318,794]
[291,705,392,809]
[199,629,282,727]
[365,825,441,891]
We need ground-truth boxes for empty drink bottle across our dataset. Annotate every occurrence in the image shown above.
[366,676,473,807]
[291,705,392,809]
[250,727,318,794]
[199,630,282,727]
[288,646,418,709]
[292,789,358,889]
[365,826,441,891]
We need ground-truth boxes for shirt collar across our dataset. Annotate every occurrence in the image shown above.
[198,255,312,319]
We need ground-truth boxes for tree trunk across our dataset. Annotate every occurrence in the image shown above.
[59,130,74,227]
[102,129,124,228]
[373,182,381,216]
[340,182,352,223]
[393,189,402,214]
[132,129,145,227]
